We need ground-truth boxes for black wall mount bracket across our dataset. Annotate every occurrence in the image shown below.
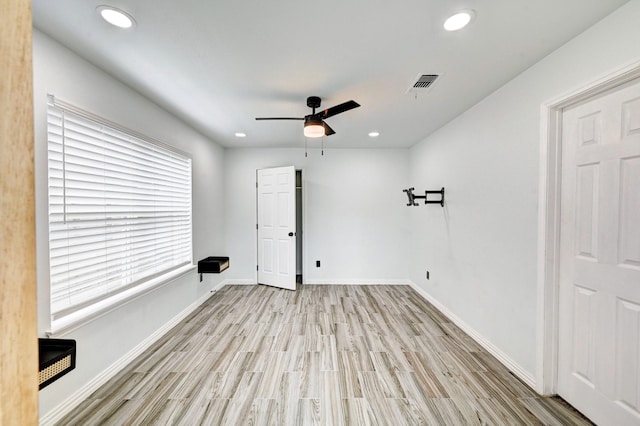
[403,187,445,207]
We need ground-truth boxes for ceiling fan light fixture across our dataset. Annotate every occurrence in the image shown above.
[443,10,475,31]
[97,6,136,28]
[304,118,325,138]
[256,96,359,139]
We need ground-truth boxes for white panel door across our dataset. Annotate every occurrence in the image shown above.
[559,79,640,425]
[257,166,296,290]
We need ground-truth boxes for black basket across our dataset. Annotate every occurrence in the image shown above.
[39,338,76,390]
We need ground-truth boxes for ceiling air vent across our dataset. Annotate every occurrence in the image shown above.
[406,74,441,94]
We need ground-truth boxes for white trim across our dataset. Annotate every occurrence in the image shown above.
[226,279,411,286]
[224,279,257,285]
[39,280,227,426]
[48,265,196,337]
[301,168,308,285]
[535,102,563,395]
[408,281,537,389]
[536,58,640,396]
[303,279,412,285]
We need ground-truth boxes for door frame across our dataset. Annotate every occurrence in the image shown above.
[536,58,640,395]
[295,169,305,282]
[299,168,308,284]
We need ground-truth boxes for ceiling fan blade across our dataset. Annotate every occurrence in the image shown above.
[255,117,305,121]
[317,100,360,119]
[323,122,336,136]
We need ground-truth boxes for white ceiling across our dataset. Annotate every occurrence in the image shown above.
[32,0,629,149]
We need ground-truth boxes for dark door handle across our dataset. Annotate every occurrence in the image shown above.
[288,232,294,237]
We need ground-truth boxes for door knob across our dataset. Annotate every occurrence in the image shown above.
[288,232,294,237]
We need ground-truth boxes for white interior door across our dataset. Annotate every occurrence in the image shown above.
[257,166,296,290]
[559,78,640,425]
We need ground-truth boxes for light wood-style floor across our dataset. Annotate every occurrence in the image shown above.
[59,285,591,425]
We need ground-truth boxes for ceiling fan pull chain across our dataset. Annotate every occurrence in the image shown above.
[321,136,324,156]
[305,137,308,157]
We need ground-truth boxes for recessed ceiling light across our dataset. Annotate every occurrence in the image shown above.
[97,6,136,29]
[368,132,380,137]
[443,10,475,31]
[235,132,246,138]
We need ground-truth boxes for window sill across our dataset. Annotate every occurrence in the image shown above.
[47,264,196,337]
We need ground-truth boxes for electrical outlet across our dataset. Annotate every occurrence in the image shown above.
[426,270,430,280]
[316,260,321,267]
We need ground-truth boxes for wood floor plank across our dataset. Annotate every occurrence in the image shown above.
[432,398,482,426]
[320,371,343,425]
[337,351,364,398]
[341,398,372,426]
[244,398,274,426]
[519,397,594,426]
[300,351,321,399]
[171,396,210,425]
[297,398,321,425]
[278,372,302,424]
[56,285,593,425]
[402,353,449,398]
[199,399,230,426]
[219,371,263,425]
[369,351,407,398]
[358,371,400,425]
[99,399,147,426]
[255,354,286,399]
[147,399,189,425]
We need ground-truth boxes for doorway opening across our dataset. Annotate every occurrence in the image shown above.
[296,170,303,284]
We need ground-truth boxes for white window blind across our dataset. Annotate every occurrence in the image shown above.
[47,96,192,325]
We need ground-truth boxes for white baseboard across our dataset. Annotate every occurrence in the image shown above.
[223,278,412,286]
[407,281,537,390]
[40,281,226,426]
[303,279,412,285]
[223,279,257,285]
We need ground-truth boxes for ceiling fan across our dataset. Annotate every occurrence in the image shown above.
[255,96,360,138]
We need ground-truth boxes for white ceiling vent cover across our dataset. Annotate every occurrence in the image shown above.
[406,74,441,94]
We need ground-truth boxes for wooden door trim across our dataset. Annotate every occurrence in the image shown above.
[536,59,640,395]
[0,0,38,423]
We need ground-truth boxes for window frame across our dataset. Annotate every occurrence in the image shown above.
[46,95,194,335]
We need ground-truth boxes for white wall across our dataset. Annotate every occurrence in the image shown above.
[224,148,411,284]
[408,0,640,380]
[33,30,226,418]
